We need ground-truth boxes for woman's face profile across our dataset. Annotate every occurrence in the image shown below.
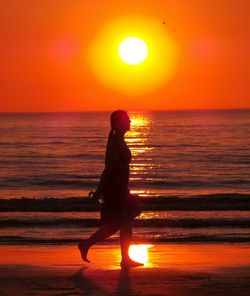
[120,114,131,133]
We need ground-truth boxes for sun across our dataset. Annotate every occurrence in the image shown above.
[118,37,148,65]
[87,15,179,95]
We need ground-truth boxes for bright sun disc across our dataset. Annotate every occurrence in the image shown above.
[87,15,179,95]
[118,37,148,65]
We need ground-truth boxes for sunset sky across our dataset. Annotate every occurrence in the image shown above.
[1,0,249,112]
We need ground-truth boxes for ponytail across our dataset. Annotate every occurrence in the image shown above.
[105,129,114,166]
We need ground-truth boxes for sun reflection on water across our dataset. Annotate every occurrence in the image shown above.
[129,244,153,264]
[127,112,152,167]
[126,113,159,197]
[127,113,151,144]
[111,244,155,269]
[130,114,151,127]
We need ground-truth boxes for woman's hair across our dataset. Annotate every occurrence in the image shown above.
[105,110,127,166]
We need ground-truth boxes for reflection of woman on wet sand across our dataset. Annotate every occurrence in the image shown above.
[78,110,143,268]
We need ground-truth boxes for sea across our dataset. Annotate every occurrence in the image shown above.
[0,109,250,244]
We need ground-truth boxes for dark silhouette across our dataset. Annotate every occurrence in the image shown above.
[78,110,143,268]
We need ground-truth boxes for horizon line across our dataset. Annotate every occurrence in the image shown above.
[0,107,250,113]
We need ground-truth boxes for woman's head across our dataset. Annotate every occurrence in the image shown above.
[110,110,131,133]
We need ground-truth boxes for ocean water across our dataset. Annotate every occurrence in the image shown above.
[0,110,250,243]
[1,110,250,198]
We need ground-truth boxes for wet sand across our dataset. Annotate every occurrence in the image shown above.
[0,243,250,295]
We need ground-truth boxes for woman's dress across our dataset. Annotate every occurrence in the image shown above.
[98,133,132,222]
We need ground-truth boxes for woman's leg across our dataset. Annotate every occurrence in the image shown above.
[78,221,120,262]
[119,220,144,267]
[120,220,132,261]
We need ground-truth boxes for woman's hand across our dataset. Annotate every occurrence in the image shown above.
[89,190,102,201]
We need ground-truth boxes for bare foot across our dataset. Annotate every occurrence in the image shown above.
[120,258,144,268]
[78,242,90,263]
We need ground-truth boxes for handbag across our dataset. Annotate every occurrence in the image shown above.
[124,192,142,219]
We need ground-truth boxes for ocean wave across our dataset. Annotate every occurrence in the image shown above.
[130,179,250,188]
[0,178,98,188]
[12,153,103,159]
[0,218,249,228]
[1,194,250,211]
[1,234,250,244]
[1,176,249,191]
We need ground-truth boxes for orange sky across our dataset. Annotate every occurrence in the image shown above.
[0,0,249,112]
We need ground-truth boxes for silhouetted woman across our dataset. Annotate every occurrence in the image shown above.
[78,110,143,268]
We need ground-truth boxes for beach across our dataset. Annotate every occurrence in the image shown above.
[1,0,250,292]
[1,243,250,295]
